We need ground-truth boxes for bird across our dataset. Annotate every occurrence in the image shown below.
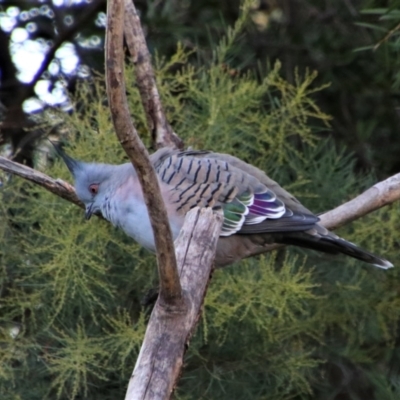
[56,145,393,269]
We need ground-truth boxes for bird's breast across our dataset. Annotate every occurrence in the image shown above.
[102,194,183,252]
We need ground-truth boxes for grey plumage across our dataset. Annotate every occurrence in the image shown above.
[56,145,393,269]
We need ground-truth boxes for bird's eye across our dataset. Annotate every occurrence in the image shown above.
[89,183,99,195]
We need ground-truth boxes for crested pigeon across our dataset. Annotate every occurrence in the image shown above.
[57,146,393,269]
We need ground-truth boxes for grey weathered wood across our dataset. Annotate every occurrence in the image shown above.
[319,172,400,230]
[124,207,223,400]
[0,156,82,207]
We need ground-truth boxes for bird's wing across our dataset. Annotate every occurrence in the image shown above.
[154,149,319,237]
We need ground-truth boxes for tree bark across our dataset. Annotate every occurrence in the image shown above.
[125,207,222,400]
[105,0,182,305]
[0,156,82,207]
[123,0,184,150]
[319,173,400,230]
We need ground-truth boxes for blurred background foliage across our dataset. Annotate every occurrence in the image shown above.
[1,0,400,399]
[1,0,400,174]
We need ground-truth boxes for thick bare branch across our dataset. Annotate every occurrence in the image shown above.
[123,0,184,150]
[105,0,182,305]
[320,172,400,230]
[0,156,82,207]
[125,207,223,400]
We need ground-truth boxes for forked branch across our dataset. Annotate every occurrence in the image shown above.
[105,0,182,306]
[123,0,184,150]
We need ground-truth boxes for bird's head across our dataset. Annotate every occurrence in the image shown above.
[54,145,116,220]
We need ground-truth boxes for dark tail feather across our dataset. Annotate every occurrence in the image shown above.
[277,232,393,269]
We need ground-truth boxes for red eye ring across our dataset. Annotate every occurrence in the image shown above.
[89,183,99,195]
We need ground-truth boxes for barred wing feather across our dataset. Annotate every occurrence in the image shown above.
[155,151,319,237]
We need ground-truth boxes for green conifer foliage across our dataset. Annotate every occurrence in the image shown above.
[1,3,399,398]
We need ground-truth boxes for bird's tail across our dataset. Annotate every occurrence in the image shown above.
[277,230,393,269]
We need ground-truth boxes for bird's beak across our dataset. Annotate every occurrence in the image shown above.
[85,203,94,220]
